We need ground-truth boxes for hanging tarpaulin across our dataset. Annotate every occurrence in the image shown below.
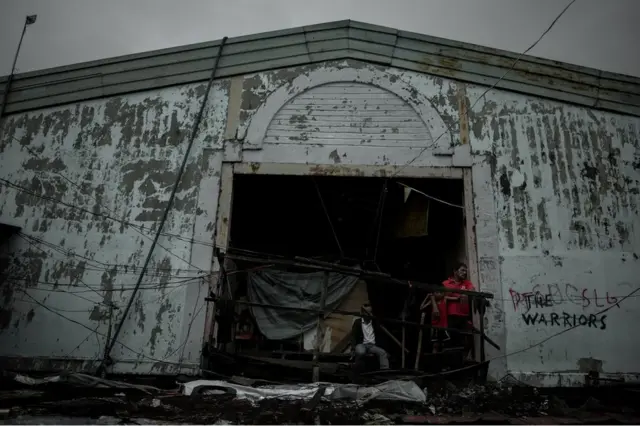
[247,269,358,340]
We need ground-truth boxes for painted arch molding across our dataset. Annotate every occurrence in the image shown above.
[243,66,453,154]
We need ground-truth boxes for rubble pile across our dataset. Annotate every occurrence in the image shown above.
[1,373,639,424]
[428,382,549,417]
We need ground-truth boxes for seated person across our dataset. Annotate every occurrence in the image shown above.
[351,305,389,370]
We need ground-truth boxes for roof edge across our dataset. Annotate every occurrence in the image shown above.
[2,19,638,84]
[1,20,639,118]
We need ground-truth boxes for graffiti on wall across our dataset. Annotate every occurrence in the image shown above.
[508,284,620,331]
[509,284,620,312]
[520,311,607,330]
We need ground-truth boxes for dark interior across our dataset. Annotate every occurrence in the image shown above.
[225,173,465,367]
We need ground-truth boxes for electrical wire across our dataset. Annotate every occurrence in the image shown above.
[15,233,105,300]
[498,372,534,387]
[2,169,476,254]
[1,2,579,264]
[17,232,203,280]
[10,233,208,308]
[391,0,577,177]
[371,179,388,264]
[175,282,205,367]
[11,293,96,315]
[0,178,203,272]
[18,290,210,373]
[0,1,606,377]
[5,275,207,293]
[12,261,634,382]
[64,326,103,359]
[25,152,205,274]
[12,265,638,304]
[12,297,96,313]
[98,36,229,375]
[143,276,198,306]
[312,177,344,258]
[397,182,463,209]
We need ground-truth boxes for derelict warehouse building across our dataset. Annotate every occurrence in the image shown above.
[0,20,638,386]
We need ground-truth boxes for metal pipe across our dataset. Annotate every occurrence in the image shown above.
[96,36,229,376]
[478,298,486,363]
[0,15,36,120]
[226,251,494,299]
[207,295,489,339]
[312,271,329,382]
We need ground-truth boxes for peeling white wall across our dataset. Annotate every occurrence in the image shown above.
[468,86,640,385]
[0,82,228,374]
[234,60,506,378]
[1,57,639,384]
[235,60,640,384]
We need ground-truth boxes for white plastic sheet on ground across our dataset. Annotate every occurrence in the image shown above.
[181,380,335,401]
[181,380,426,404]
[330,380,427,403]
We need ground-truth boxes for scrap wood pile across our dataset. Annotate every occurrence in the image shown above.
[1,372,640,424]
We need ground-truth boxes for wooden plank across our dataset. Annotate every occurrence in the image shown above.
[312,271,329,382]
[331,331,353,354]
[233,162,464,179]
[215,164,234,250]
[325,280,370,351]
[414,313,426,370]
[401,299,407,368]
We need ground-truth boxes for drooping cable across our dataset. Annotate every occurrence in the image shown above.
[96,36,229,376]
[372,179,388,264]
[392,0,577,176]
[312,177,344,258]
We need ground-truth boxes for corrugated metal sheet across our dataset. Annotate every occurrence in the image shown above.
[264,82,431,147]
[1,20,639,117]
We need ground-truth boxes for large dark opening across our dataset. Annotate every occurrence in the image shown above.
[223,173,466,370]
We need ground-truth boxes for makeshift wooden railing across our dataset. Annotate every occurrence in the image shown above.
[207,247,497,382]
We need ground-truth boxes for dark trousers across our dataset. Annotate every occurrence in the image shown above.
[354,343,389,370]
[448,315,469,349]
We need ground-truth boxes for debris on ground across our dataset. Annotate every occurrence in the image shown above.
[1,372,639,424]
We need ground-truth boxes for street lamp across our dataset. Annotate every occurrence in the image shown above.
[0,14,38,119]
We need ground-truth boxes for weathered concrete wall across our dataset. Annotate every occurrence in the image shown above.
[1,56,638,384]
[0,82,228,374]
[231,59,640,384]
[232,60,507,378]
[469,86,640,385]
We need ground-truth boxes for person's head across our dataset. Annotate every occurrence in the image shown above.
[453,262,468,281]
[361,304,372,323]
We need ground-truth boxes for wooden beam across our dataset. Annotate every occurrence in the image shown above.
[414,313,426,370]
[312,271,329,382]
[331,331,353,354]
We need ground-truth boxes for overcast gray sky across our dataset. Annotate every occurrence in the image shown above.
[1,0,639,78]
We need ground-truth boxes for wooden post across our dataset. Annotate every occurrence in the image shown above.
[478,298,486,362]
[312,271,329,382]
[414,312,426,370]
[401,301,407,369]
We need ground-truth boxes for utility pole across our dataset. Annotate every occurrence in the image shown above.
[0,14,37,120]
